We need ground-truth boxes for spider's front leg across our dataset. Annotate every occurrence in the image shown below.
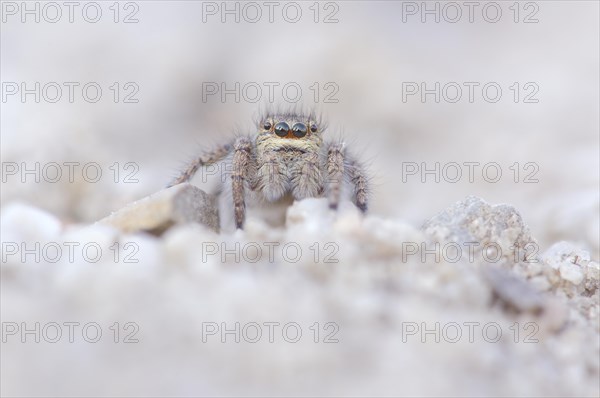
[345,152,369,212]
[325,141,369,212]
[326,142,345,210]
[167,142,233,187]
[231,136,255,229]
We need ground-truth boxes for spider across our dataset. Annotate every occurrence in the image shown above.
[168,110,369,229]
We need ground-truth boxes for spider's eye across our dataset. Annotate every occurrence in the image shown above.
[292,123,307,138]
[263,121,272,131]
[310,124,318,133]
[274,122,290,137]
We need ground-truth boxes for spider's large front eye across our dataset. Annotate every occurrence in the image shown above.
[292,123,307,138]
[274,122,290,137]
[263,121,272,131]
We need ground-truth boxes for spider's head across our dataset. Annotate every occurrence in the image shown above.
[258,112,324,146]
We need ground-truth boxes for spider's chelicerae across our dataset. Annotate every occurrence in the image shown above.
[168,111,370,229]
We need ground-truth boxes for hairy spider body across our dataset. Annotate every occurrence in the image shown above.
[168,111,369,229]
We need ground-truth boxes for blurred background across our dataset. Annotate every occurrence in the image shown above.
[2,0,598,254]
[2,2,599,397]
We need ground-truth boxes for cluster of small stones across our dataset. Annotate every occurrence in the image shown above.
[422,196,599,332]
[98,188,599,332]
[1,190,598,396]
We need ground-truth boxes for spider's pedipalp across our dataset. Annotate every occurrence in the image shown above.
[292,151,323,199]
[256,150,287,202]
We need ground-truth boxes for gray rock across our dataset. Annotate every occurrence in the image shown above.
[97,183,219,234]
[482,266,546,314]
[422,196,536,264]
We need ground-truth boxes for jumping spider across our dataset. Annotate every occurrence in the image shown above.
[168,111,369,229]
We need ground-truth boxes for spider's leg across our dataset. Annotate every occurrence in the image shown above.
[231,136,254,229]
[325,141,345,210]
[344,152,369,212]
[325,141,369,212]
[167,142,233,187]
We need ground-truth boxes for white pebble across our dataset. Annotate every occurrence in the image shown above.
[559,263,585,285]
